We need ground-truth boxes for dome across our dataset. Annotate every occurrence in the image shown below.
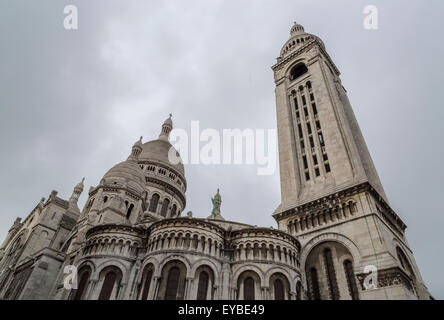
[102,160,146,193]
[290,22,305,36]
[139,139,185,175]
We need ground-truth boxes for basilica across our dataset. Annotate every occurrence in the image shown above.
[0,23,432,300]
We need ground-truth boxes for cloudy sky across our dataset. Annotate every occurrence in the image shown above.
[0,0,443,298]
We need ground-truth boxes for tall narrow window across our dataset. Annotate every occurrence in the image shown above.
[318,133,325,146]
[307,122,312,134]
[303,156,308,169]
[244,277,255,300]
[73,269,90,300]
[171,204,177,217]
[165,267,181,300]
[325,163,331,173]
[298,124,303,139]
[310,268,321,300]
[274,279,285,300]
[323,248,340,300]
[312,103,318,115]
[160,198,170,217]
[140,268,153,300]
[196,271,209,300]
[312,155,318,165]
[98,271,117,300]
[343,260,359,300]
[294,98,299,110]
[302,95,306,105]
[149,194,160,213]
[126,204,134,219]
[309,136,315,148]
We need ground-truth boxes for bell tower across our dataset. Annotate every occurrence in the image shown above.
[272,23,432,300]
[273,22,387,213]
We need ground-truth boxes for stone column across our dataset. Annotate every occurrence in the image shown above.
[184,277,194,300]
[261,287,270,300]
[149,276,160,300]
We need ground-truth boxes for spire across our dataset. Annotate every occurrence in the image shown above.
[159,114,173,141]
[128,136,143,161]
[69,178,84,204]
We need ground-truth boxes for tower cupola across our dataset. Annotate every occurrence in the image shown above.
[69,177,84,204]
[290,22,305,36]
[128,136,143,161]
[158,114,173,141]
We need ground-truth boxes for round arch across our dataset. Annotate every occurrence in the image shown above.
[94,259,129,284]
[263,266,294,291]
[283,58,309,79]
[300,233,362,275]
[190,258,221,284]
[157,254,192,278]
[232,264,266,287]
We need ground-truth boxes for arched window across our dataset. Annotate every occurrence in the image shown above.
[165,267,181,300]
[323,248,340,300]
[310,267,321,300]
[72,267,91,300]
[126,204,134,219]
[343,260,359,300]
[274,279,284,300]
[160,199,170,217]
[196,271,209,300]
[244,277,255,300]
[98,271,117,300]
[103,196,108,203]
[140,266,153,300]
[289,63,308,81]
[396,247,415,278]
[171,204,177,217]
[149,194,160,213]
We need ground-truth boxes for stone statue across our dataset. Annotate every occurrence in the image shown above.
[211,189,222,218]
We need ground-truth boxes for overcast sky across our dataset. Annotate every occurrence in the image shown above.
[0,0,443,298]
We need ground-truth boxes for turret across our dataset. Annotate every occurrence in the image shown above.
[158,114,173,141]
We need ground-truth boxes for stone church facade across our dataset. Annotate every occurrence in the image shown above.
[0,23,432,300]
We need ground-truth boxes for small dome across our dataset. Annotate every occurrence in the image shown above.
[290,22,305,35]
[102,160,145,193]
[163,115,173,127]
[279,22,324,58]
[139,139,184,175]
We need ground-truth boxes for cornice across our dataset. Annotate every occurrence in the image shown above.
[273,182,406,234]
[272,39,340,77]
